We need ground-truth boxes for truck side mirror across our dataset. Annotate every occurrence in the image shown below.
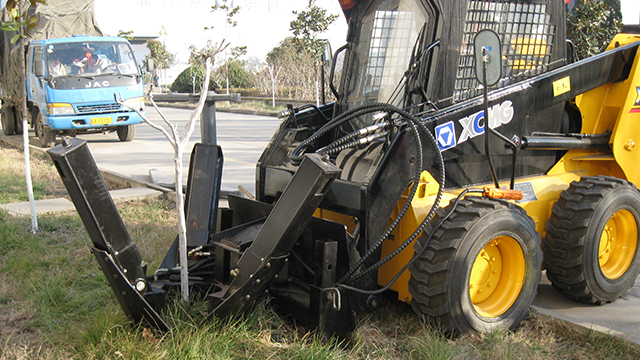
[146,59,155,72]
[322,41,333,69]
[34,59,45,77]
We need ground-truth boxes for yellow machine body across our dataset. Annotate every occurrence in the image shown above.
[375,34,640,303]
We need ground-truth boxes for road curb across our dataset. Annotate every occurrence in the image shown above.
[0,134,175,195]
[149,101,280,117]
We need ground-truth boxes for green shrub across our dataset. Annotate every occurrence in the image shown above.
[170,65,217,93]
[213,60,254,90]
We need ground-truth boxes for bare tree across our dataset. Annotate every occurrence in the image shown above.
[266,64,282,107]
[118,57,215,302]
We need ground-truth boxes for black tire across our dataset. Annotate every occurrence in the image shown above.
[409,197,542,334]
[544,176,640,304]
[117,124,135,142]
[14,112,23,135]
[35,112,55,148]
[1,105,16,136]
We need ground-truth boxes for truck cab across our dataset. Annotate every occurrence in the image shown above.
[25,36,145,147]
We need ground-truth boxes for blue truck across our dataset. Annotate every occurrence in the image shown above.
[0,1,145,147]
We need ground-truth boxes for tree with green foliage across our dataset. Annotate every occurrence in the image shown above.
[0,0,41,42]
[117,30,134,41]
[145,39,176,90]
[171,40,229,93]
[257,37,316,100]
[290,0,338,57]
[214,60,253,89]
[290,0,338,104]
[171,65,213,93]
[567,0,623,59]
[145,39,176,71]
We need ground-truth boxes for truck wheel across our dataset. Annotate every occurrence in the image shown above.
[409,197,542,334]
[1,105,16,136]
[35,113,55,148]
[116,125,135,142]
[544,176,640,304]
[14,111,23,135]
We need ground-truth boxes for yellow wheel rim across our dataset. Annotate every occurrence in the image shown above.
[598,209,638,279]
[469,236,526,318]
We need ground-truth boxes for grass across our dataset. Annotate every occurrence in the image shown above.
[2,144,640,359]
[0,143,124,204]
[0,145,68,204]
[151,100,287,114]
[215,100,287,114]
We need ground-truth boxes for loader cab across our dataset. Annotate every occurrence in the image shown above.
[336,0,567,117]
[258,0,572,202]
[336,0,439,115]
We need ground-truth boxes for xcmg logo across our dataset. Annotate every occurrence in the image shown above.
[436,100,514,151]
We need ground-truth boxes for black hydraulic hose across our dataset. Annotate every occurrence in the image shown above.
[315,121,390,156]
[290,103,403,165]
[336,106,445,284]
[340,115,445,284]
[287,102,446,286]
[317,131,390,157]
[290,104,425,284]
[188,256,215,272]
[337,189,482,295]
[189,270,216,277]
[333,115,423,284]
[336,119,423,283]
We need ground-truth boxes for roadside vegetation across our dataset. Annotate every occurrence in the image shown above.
[0,144,67,204]
[0,143,125,204]
[149,99,287,115]
[214,99,286,114]
[2,145,640,359]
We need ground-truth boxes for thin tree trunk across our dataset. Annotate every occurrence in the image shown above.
[117,57,215,302]
[174,147,188,300]
[19,16,37,233]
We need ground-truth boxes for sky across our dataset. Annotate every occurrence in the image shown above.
[621,0,640,25]
[92,0,640,84]
[1,0,638,84]
[94,0,349,84]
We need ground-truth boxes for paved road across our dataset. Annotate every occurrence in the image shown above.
[534,272,640,344]
[76,107,281,196]
[3,107,640,345]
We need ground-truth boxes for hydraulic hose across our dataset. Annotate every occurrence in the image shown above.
[340,107,445,285]
[337,189,483,295]
[291,103,407,165]
[287,102,446,286]
[315,121,390,156]
[291,104,424,283]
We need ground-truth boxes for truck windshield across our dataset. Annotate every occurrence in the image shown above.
[342,0,430,110]
[44,41,139,77]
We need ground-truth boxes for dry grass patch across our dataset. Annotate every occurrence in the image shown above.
[0,141,131,204]
[0,144,67,204]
